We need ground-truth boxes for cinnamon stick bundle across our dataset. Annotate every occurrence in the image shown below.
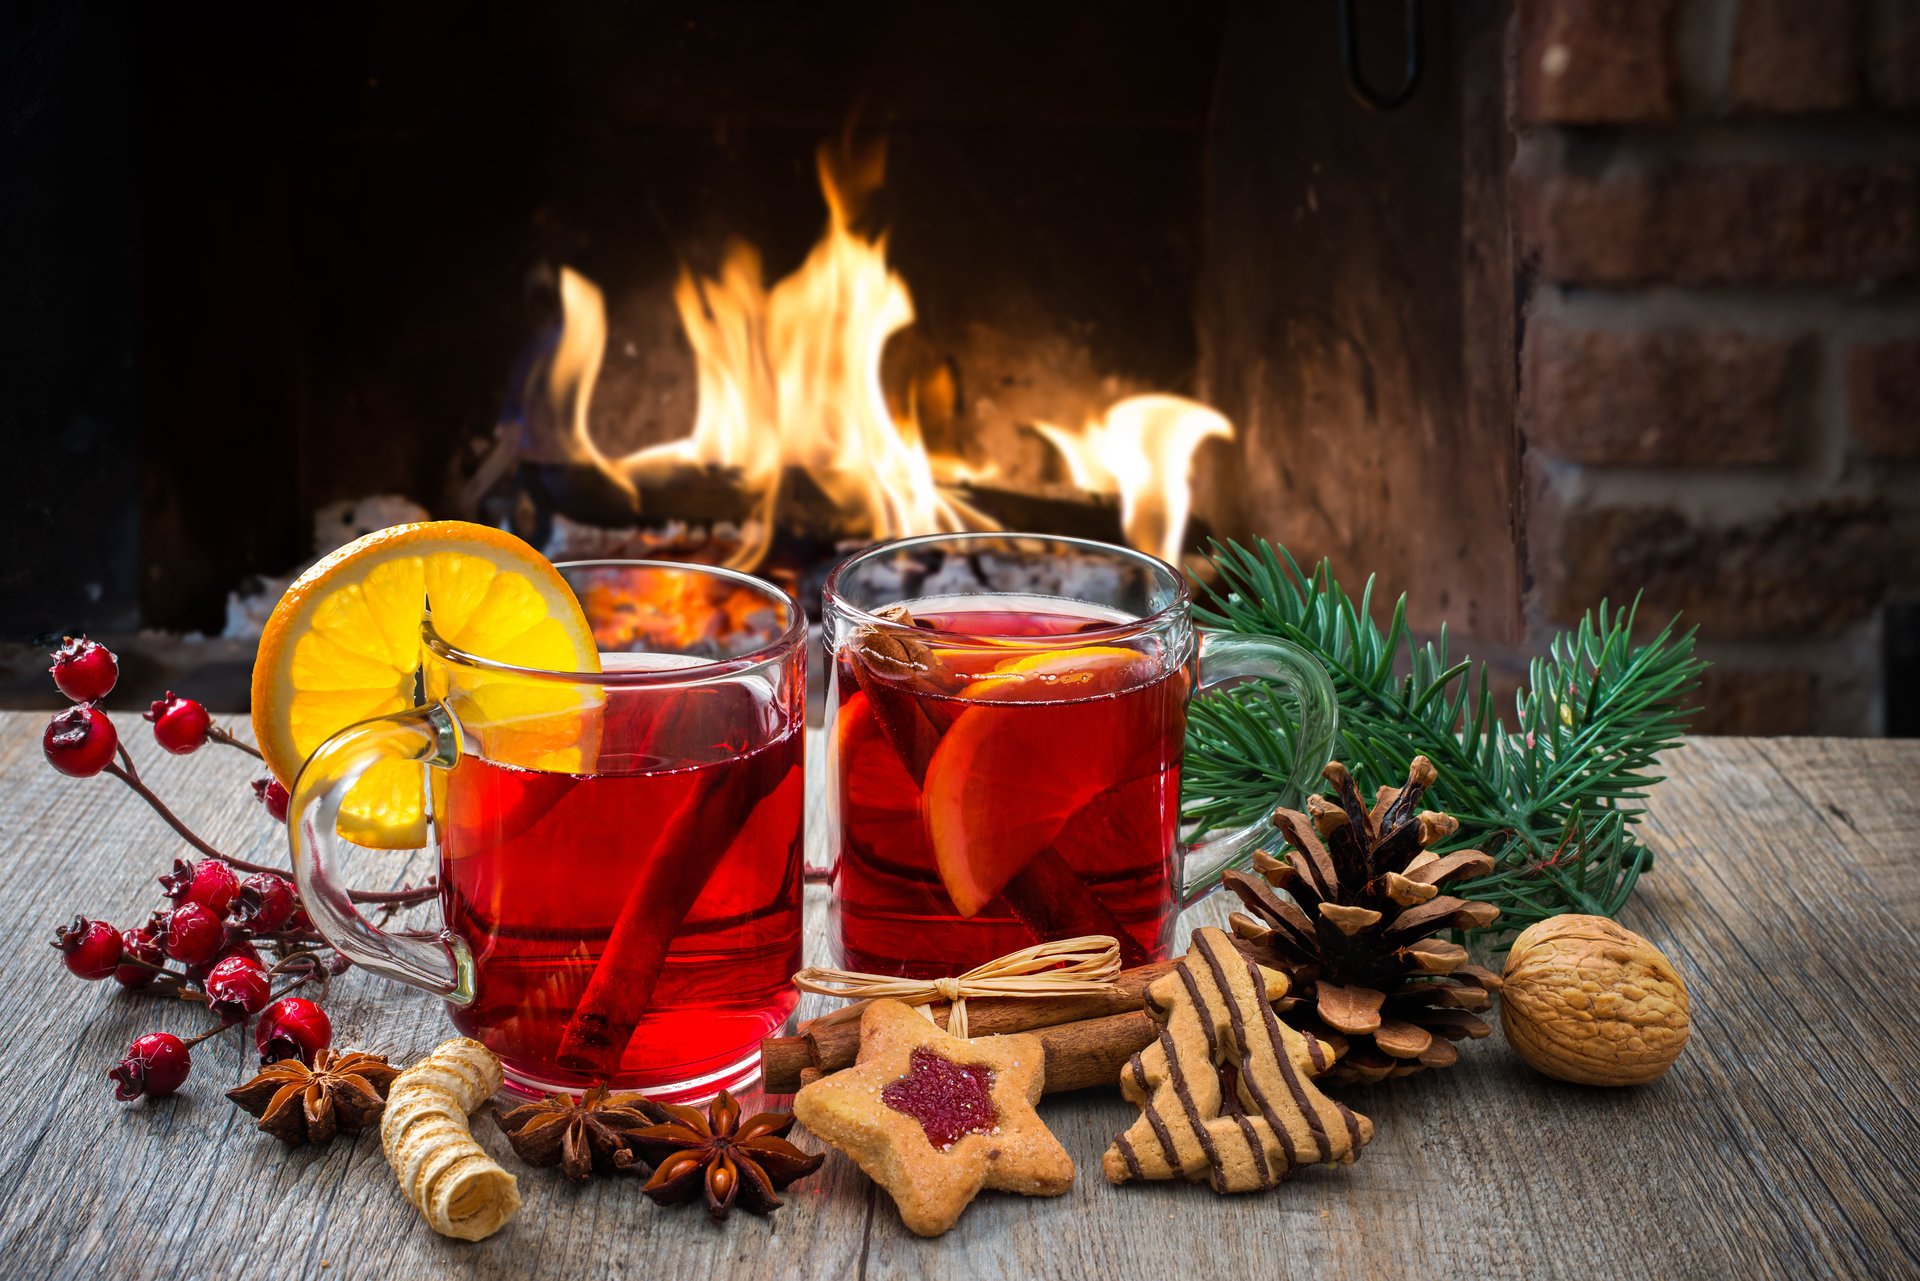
[792,1011,1156,1096]
[763,958,1301,1093]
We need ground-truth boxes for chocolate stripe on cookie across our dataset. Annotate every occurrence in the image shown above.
[1335,1100,1364,1153]
[1182,952,1269,1182]
[1177,962,1218,1058]
[1236,1113,1271,1187]
[1256,971,1332,1162]
[1126,1050,1147,1097]
[1159,1028,1221,1177]
[1141,1061,1184,1174]
[1197,930,1299,1168]
[1114,1130,1144,1182]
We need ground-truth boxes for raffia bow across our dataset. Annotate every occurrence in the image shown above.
[792,935,1123,1040]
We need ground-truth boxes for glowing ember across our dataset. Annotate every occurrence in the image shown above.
[543,136,1234,571]
[582,573,776,654]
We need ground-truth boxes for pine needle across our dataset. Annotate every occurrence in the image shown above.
[1182,539,1707,941]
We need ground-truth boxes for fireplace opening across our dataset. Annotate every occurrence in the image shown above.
[5,2,1914,736]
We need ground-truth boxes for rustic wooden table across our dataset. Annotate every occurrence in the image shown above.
[3,717,1917,1279]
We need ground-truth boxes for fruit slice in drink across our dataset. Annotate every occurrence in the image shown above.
[834,689,936,873]
[251,521,600,848]
[921,646,1159,916]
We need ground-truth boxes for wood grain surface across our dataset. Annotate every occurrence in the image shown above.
[1,716,1915,1280]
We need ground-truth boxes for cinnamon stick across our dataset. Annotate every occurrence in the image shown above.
[1036,1011,1158,1092]
[1000,847,1153,967]
[791,1012,1158,1097]
[555,752,790,1075]
[762,958,1181,1092]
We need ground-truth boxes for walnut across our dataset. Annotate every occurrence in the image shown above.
[1498,914,1690,1087]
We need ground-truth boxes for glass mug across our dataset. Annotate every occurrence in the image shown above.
[288,561,806,1101]
[822,532,1338,977]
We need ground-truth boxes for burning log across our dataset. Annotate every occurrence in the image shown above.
[519,463,1212,570]
[483,137,1232,584]
[955,485,1125,545]
[953,483,1215,556]
[520,460,757,530]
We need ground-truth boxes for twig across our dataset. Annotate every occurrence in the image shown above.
[209,726,265,762]
[347,882,438,906]
[101,760,280,874]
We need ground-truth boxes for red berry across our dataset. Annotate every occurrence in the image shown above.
[204,955,272,1022]
[49,636,118,702]
[53,916,123,980]
[145,692,211,754]
[109,1032,191,1100]
[159,857,240,916]
[256,996,331,1064]
[187,933,261,983]
[114,926,166,988]
[163,902,224,966]
[42,705,118,778]
[252,777,290,822]
[234,872,296,932]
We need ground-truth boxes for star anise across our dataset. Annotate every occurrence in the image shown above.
[494,1085,662,1182]
[630,1089,824,1222]
[854,604,938,679]
[226,1049,400,1145]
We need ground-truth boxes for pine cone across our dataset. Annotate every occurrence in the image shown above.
[1222,756,1504,1084]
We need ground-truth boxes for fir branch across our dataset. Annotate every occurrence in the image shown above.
[1183,539,1707,939]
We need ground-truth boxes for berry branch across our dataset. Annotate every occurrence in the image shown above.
[101,760,269,869]
[209,725,265,762]
[347,883,439,906]
[39,636,409,1105]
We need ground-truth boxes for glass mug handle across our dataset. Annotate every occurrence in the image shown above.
[286,702,474,1003]
[1177,632,1340,906]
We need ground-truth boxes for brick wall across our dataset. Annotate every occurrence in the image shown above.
[1512,0,1920,735]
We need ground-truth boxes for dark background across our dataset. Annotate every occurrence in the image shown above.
[3,1,1242,639]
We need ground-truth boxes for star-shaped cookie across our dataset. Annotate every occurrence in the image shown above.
[792,998,1074,1236]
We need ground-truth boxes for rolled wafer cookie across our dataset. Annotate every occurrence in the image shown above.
[380,1037,521,1240]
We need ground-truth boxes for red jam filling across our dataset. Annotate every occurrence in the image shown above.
[881,1046,999,1150]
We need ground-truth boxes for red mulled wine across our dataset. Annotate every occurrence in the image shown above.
[830,597,1188,977]
[440,677,804,1101]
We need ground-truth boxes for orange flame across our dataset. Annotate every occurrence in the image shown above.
[546,138,1232,570]
[1031,395,1233,565]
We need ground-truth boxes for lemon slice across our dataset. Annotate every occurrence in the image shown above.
[252,521,600,849]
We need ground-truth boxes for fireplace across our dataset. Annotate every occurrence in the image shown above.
[5,1,1915,734]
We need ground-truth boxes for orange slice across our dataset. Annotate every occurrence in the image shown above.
[953,646,1151,703]
[921,646,1160,915]
[252,521,600,848]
